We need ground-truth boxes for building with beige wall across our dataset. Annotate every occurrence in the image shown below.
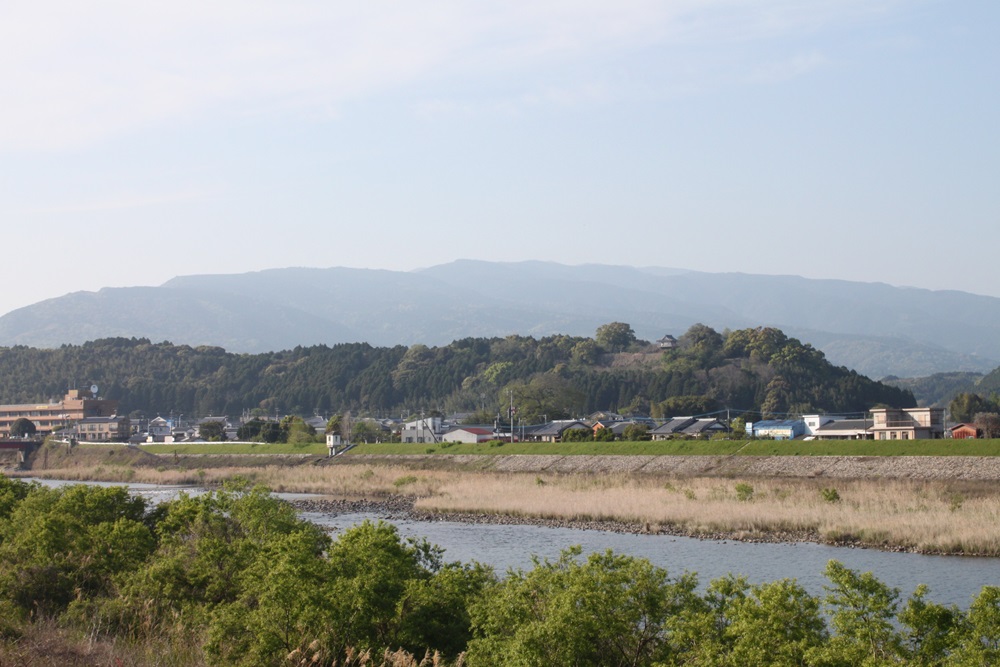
[0,389,119,437]
[869,407,945,440]
[74,416,130,442]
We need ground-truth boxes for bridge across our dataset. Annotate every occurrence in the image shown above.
[0,440,38,464]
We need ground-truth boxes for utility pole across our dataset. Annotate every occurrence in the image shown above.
[508,390,515,442]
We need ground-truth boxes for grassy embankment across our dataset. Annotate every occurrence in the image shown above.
[138,441,328,455]
[348,438,1000,456]
[18,444,1000,555]
[138,438,1000,457]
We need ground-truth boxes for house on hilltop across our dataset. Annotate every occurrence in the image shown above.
[657,334,678,350]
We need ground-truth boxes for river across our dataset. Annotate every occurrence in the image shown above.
[27,478,1000,608]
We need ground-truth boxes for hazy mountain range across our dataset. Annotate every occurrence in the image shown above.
[1,260,997,379]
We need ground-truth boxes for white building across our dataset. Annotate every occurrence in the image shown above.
[400,417,445,443]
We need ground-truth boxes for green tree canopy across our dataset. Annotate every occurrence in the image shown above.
[197,420,226,441]
[504,374,585,423]
[351,420,384,443]
[595,322,637,353]
[236,418,265,441]
[324,414,342,435]
[279,415,315,444]
[623,423,650,441]
[950,392,995,423]
[8,417,36,438]
[0,478,996,665]
[0,330,915,424]
[468,547,701,666]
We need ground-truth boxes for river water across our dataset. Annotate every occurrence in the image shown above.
[26,478,1000,608]
[306,511,999,609]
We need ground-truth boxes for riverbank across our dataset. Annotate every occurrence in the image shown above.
[288,494,968,556]
[341,452,1000,480]
[291,468,1000,556]
[13,446,1000,556]
[290,494,828,547]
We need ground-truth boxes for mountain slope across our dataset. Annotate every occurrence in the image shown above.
[0,260,996,378]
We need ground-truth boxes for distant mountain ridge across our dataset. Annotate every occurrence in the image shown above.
[0,260,996,379]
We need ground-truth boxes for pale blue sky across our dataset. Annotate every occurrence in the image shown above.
[1,1,997,316]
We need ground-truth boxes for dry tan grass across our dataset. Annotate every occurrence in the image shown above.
[414,474,1000,554]
[19,464,1000,555]
[0,617,206,667]
[19,464,450,498]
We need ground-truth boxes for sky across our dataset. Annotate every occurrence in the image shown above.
[1,0,997,317]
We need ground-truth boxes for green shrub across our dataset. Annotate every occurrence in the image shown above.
[0,600,25,640]
[735,482,754,502]
[948,493,964,512]
[820,488,841,503]
[393,475,419,488]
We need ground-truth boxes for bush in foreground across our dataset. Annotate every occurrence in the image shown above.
[0,475,998,666]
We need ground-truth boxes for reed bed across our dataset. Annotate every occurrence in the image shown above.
[413,474,1000,555]
[18,464,1000,555]
[20,463,450,498]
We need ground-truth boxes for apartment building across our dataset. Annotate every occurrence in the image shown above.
[74,415,130,442]
[0,389,119,437]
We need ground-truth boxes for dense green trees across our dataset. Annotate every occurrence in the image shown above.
[0,326,914,422]
[622,423,650,441]
[595,321,638,352]
[236,417,265,440]
[198,420,226,441]
[0,483,153,617]
[0,478,495,664]
[468,547,999,667]
[0,475,998,665]
[950,392,999,423]
[469,547,700,666]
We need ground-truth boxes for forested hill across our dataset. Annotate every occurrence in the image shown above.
[0,325,914,419]
[2,261,999,379]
